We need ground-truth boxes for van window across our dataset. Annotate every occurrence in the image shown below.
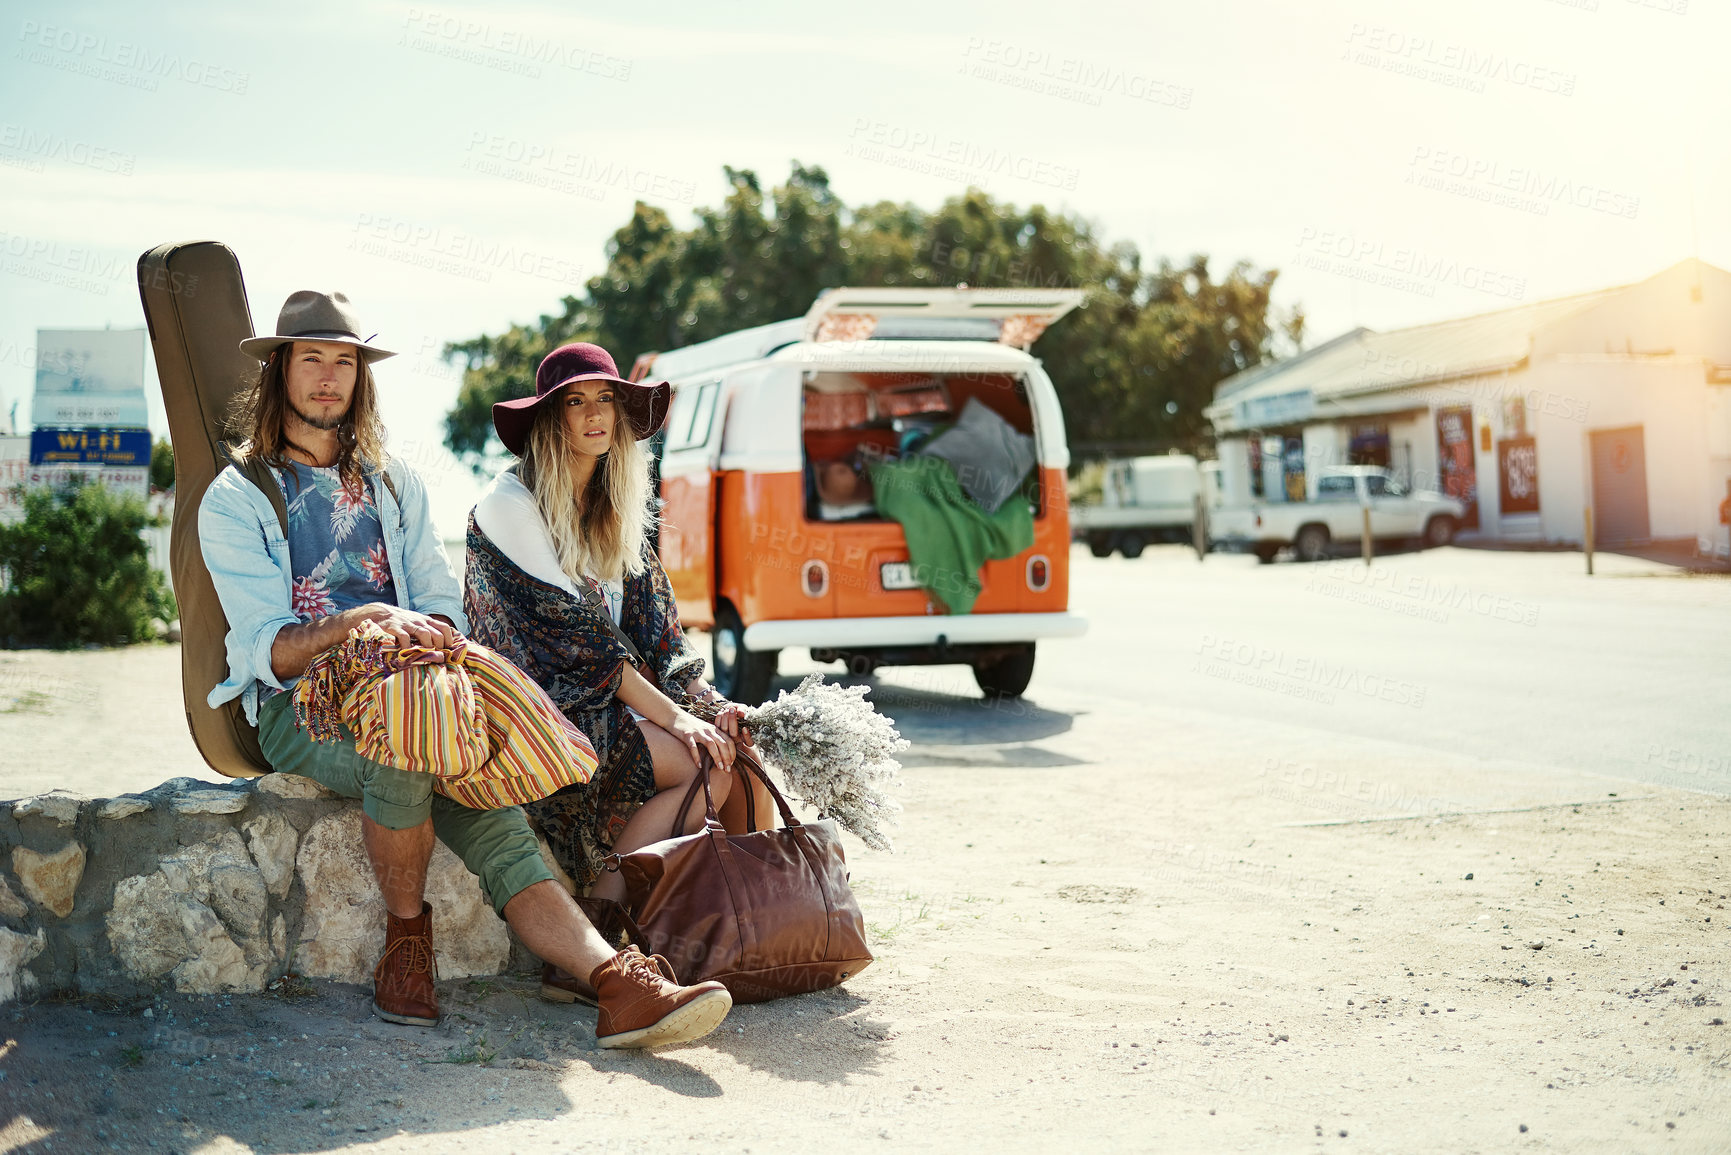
[667,380,719,452]
[663,385,698,450]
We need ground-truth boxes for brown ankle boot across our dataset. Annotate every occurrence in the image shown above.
[373,901,438,1026]
[590,946,731,1049]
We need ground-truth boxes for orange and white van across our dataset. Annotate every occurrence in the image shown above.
[636,287,1089,704]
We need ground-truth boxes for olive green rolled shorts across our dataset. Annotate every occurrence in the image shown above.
[257,691,553,915]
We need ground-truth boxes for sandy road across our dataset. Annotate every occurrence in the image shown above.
[0,546,1724,1152]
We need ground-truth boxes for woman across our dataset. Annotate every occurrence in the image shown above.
[463,342,773,914]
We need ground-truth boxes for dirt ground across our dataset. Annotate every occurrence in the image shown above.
[0,635,1725,1153]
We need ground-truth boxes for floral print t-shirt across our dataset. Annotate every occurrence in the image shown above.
[261,462,399,697]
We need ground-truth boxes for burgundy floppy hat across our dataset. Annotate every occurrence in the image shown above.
[491,342,672,455]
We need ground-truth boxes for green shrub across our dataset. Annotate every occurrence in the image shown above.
[0,479,177,647]
[1070,460,1106,506]
[150,437,175,491]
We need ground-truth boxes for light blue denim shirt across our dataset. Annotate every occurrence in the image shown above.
[198,457,467,725]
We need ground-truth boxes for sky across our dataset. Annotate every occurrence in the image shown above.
[0,0,1723,528]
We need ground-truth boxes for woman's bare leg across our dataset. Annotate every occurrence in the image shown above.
[587,720,731,906]
[717,764,777,833]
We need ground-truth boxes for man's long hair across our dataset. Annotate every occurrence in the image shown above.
[229,343,389,489]
[518,390,652,584]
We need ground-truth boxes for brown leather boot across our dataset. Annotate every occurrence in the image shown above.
[591,947,731,1049]
[373,902,439,1026]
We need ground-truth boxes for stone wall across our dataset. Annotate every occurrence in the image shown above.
[0,775,546,1001]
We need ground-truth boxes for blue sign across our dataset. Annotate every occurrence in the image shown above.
[30,427,151,466]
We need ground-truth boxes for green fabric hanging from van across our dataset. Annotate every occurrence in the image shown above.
[868,456,1034,615]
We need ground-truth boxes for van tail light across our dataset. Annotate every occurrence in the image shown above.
[1254,512,1262,529]
[1025,554,1051,592]
[801,559,830,598]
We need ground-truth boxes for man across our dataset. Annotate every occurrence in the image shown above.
[199,289,731,1049]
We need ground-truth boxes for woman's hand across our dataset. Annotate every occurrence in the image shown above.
[709,701,752,747]
[685,678,752,747]
[665,708,737,770]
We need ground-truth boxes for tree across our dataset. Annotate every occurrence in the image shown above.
[150,437,175,491]
[1063,256,1305,449]
[0,479,177,647]
[442,164,1303,460]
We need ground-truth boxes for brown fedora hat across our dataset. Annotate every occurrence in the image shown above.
[492,342,671,454]
[239,290,396,362]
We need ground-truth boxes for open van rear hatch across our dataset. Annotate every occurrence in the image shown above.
[803,287,1084,348]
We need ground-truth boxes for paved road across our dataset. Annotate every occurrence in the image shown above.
[780,543,1731,800]
[4,543,1724,803]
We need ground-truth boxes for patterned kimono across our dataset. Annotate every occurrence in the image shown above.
[462,515,705,890]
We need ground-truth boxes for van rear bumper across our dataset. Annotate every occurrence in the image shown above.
[741,612,1088,652]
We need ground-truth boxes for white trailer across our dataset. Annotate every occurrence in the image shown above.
[1072,454,1201,558]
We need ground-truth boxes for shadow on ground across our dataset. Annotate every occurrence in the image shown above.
[819,672,1078,754]
[673,986,891,1086]
[1453,535,1731,575]
[0,969,887,1153]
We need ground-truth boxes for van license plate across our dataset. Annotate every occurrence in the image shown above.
[879,562,921,591]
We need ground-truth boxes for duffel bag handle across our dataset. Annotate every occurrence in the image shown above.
[682,697,761,831]
[670,748,802,838]
[669,750,726,840]
[733,753,801,828]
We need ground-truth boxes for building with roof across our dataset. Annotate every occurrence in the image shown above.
[1204,259,1731,557]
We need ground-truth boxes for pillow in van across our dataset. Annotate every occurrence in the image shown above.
[917,397,1035,514]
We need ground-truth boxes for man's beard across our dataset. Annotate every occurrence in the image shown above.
[290,400,348,432]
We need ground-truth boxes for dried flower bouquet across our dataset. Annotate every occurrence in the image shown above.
[715,673,906,851]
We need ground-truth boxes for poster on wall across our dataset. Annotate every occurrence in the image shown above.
[1435,406,1480,529]
[1282,436,1306,503]
[1348,424,1391,468]
[1498,436,1540,515]
[33,328,148,429]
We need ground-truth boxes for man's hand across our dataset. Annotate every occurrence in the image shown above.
[270,603,459,681]
[357,604,459,651]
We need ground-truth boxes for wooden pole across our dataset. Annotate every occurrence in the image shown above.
[1584,506,1595,576]
[1192,495,1207,561]
[1362,505,1374,566]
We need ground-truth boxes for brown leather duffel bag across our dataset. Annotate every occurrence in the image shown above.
[606,753,873,1004]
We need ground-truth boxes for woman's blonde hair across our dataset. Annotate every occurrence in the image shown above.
[518,388,653,583]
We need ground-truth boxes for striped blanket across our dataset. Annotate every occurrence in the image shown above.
[291,620,597,808]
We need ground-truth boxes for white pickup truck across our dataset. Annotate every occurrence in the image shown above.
[1209,466,1466,563]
